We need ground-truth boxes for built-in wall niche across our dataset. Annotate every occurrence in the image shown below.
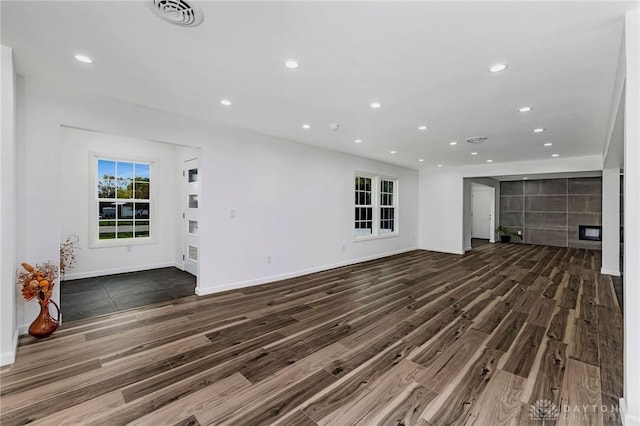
[579,225,602,241]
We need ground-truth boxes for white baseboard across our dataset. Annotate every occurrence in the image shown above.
[422,246,466,255]
[61,262,177,281]
[174,261,184,271]
[0,330,18,366]
[601,267,621,276]
[196,247,419,296]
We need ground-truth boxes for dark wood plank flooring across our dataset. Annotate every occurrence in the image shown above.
[0,244,623,425]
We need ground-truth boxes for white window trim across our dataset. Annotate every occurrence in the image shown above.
[89,152,158,248]
[354,172,399,241]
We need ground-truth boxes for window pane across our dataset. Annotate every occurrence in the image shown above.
[388,181,394,192]
[98,178,116,198]
[117,162,134,180]
[116,184,132,199]
[188,245,198,262]
[117,221,134,239]
[99,220,116,240]
[189,195,198,208]
[134,182,149,199]
[135,202,150,219]
[135,220,150,237]
[98,202,116,219]
[135,163,150,181]
[188,168,198,183]
[98,160,116,180]
[118,202,134,219]
[188,220,198,234]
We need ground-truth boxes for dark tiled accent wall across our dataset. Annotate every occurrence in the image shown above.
[499,177,602,249]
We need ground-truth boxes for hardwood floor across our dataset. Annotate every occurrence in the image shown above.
[0,244,623,425]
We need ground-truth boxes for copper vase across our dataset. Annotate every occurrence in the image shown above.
[28,299,61,338]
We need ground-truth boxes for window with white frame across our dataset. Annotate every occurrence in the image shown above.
[354,174,398,239]
[94,157,152,244]
[355,176,373,236]
[379,179,396,234]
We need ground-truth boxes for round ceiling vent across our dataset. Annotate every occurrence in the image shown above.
[465,136,488,144]
[149,0,203,27]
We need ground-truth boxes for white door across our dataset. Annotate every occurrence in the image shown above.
[472,186,492,239]
[183,158,199,276]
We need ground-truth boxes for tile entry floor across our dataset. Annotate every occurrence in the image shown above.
[61,267,196,322]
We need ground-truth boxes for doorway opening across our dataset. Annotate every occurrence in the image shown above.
[463,178,498,252]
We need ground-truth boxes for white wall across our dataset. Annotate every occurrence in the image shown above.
[623,8,640,425]
[197,127,419,294]
[1,46,18,365]
[58,127,182,280]
[419,155,602,254]
[601,168,621,276]
[11,77,419,333]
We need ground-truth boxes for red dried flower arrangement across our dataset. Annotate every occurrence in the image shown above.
[17,262,59,303]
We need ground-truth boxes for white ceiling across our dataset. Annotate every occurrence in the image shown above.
[1,1,637,170]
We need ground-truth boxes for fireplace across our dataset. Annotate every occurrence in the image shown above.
[578,225,602,241]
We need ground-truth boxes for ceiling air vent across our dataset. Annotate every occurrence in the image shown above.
[149,0,203,27]
[465,136,488,144]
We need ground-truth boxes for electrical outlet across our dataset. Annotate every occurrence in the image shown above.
[517,230,522,236]
[341,244,346,252]
[126,245,132,253]
[230,209,236,219]
[267,255,272,264]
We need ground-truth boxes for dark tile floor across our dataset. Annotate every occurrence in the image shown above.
[60,267,196,322]
[471,238,490,248]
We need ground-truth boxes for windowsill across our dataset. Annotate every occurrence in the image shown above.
[354,233,400,242]
[89,237,156,249]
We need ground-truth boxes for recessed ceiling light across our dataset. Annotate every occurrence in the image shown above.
[449,141,457,146]
[284,60,299,69]
[354,139,362,143]
[486,159,493,163]
[418,125,427,131]
[489,63,508,73]
[534,128,545,133]
[301,124,311,129]
[370,102,382,109]
[390,150,397,154]
[220,99,232,106]
[418,158,424,162]
[74,54,93,64]
[437,164,443,168]
[471,152,478,156]
[552,153,560,157]
[544,142,553,147]
[523,177,529,180]
[518,106,533,112]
